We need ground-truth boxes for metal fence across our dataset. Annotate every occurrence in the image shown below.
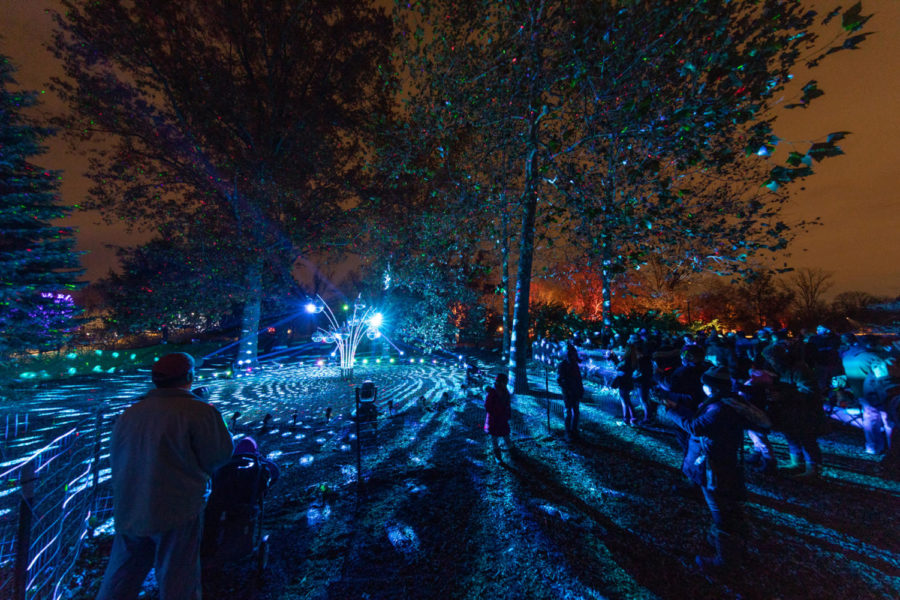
[0,403,113,600]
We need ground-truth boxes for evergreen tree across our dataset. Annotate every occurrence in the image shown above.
[0,54,82,360]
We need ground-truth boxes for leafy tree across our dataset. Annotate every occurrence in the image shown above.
[554,0,869,332]
[393,0,595,391]
[393,0,869,391]
[691,269,793,331]
[741,270,795,330]
[0,54,82,360]
[530,301,582,342]
[360,116,504,355]
[51,0,392,363]
[97,238,244,336]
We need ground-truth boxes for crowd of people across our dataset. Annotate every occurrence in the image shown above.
[96,330,898,596]
[536,325,898,473]
[526,326,899,571]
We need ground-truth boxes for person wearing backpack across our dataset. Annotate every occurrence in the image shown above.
[663,365,747,572]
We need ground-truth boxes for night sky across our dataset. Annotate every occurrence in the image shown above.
[2,0,899,297]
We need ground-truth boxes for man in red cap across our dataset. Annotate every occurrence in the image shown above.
[97,352,233,600]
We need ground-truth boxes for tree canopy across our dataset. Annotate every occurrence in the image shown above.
[385,0,870,386]
[51,0,393,360]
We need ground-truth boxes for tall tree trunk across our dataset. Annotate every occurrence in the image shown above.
[508,3,547,394]
[239,261,262,368]
[600,145,618,338]
[500,204,512,362]
[509,146,540,394]
[509,193,537,394]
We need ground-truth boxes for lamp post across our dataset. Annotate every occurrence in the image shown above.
[309,294,383,378]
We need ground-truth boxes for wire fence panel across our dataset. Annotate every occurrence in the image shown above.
[0,419,106,600]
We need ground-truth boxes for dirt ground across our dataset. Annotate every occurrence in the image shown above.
[72,364,900,600]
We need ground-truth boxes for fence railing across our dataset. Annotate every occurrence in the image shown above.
[0,408,113,600]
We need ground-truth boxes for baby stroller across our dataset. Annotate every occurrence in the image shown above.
[202,441,276,578]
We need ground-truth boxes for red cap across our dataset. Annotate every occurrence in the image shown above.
[152,352,195,380]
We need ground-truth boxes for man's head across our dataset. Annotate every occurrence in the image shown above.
[681,344,705,367]
[151,352,195,389]
[701,365,732,397]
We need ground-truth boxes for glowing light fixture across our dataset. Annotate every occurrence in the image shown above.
[309,294,385,377]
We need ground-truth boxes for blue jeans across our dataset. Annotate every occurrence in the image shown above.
[563,396,580,434]
[701,486,745,564]
[785,429,822,466]
[618,388,636,422]
[862,403,893,454]
[97,514,203,600]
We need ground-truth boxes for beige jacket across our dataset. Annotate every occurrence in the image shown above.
[110,387,233,535]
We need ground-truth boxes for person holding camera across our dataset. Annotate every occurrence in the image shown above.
[663,365,746,572]
[97,352,234,600]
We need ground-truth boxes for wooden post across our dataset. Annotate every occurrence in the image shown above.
[355,387,362,492]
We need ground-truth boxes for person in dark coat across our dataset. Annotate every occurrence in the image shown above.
[485,373,513,461]
[557,343,585,438]
[635,338,658,424]
[664,365,747,572]
[765,342,824,478]
[202,436,279,561]
[742,363,779,474]
[614,340,640,424]
[659,345,709,457]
